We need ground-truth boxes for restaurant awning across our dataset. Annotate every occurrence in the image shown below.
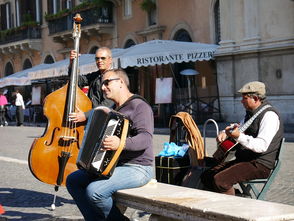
[117,40,218,68]
[0,41,218,87]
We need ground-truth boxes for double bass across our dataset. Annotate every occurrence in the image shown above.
[28,14,91,190]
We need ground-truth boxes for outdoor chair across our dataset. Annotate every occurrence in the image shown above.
[239,138,285,200]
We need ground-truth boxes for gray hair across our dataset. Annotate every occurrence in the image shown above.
[96,47,112,58]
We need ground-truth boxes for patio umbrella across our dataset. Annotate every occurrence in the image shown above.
[0,63,51,88]
[117,40,218,68]
[0,48,124,88]
[28,48,125,80]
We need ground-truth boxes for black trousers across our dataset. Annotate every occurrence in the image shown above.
[201,159,270,193]
[0,110,5,125]
[16,106,24,126]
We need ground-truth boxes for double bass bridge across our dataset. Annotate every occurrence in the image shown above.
[58,135,77,146]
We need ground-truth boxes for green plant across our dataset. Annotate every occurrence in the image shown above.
[45,8,70,21]
[140,0,156,13]
[45,0,109,21]
[23,13,34,22]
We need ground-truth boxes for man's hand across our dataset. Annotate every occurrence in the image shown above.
[69,50,80,66]
[225,124,240,139]
[102,136,121,151]
[216,130,227,143]
[69,107,86,123]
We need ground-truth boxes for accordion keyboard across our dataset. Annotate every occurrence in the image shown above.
[91,119,119,170]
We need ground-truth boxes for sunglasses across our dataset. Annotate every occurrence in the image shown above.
[95,56,108,61]
[102,78,120,86]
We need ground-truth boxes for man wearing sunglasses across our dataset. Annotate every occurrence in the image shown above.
[68,47,114,123]
[66,69,154,221]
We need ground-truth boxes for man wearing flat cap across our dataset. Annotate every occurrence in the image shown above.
[201,81,284,195]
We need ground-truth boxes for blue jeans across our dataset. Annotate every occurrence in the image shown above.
[66,163,153,221]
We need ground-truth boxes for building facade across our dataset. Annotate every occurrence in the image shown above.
[216,0,294,123]
[3,0,293,125]
[0,0,221,126]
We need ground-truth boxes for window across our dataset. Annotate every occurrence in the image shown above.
[214,0,221,44]
[23,59,32,70]
[18,0,42,25]
[47,0,60,14]
[124,0,132,17]
[124,39,135,49]
[62,0,74,10]
[147,0,156,26]
[173,29,193,88]
[89,46,98,54]
[0,3,11,30]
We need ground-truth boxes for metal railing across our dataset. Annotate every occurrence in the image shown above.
[0,26,41,45]
[48,6,113,35]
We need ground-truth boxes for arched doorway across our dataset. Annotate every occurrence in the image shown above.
[44,55,55,64]
[173,29,194,89]
[23,59,32,70]
[5,62,14,77]
[89,46,98,54]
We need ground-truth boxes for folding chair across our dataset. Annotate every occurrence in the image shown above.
[239,138,285,200]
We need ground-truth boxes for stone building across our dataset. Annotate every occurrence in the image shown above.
[0,0,221,126]
[216,0,294,124]
[1,0,293,125]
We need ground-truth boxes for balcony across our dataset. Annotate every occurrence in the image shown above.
[47,5,114,44]
[0,25,41,54]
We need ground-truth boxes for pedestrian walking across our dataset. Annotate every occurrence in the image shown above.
[14,90,25,126]
[0,90,8,127]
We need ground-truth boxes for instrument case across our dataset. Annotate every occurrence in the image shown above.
[155,155,190,185]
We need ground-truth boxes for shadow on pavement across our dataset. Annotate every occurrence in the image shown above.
[0,187,75,220]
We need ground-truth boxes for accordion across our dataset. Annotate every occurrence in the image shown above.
[76,106,130,177]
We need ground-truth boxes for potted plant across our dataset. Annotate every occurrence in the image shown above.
[140,0,156,13]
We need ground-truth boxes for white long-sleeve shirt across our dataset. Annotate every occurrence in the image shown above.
[237,111,280,153]
[15,93,25,109]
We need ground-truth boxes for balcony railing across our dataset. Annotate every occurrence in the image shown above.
[48,6,113,35]
[0,26,41,45]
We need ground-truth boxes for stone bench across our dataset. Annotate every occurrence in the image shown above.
[115,179,294,221]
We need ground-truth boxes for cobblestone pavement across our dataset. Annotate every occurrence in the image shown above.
[0,125,293,220]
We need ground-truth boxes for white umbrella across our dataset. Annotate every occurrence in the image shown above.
[28,48,125,80]
[117,40,218,68]
[28,54,96,80]
[0,48,124,88]
[0,63,51,88]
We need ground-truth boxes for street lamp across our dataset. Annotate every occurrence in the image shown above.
[180,69,199,114]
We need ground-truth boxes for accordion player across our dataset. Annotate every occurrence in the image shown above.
[76,106,130,177]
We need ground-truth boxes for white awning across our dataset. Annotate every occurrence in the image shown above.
[0,63,50,88]
[117,40,218,68]
[0,41,218,87]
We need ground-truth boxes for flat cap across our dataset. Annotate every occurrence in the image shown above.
[238,81,266,97]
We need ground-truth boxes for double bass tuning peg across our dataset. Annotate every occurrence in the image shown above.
[73,13,83,24]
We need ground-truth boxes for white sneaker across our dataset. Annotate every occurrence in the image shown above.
[5,121,8,126]
[0,125,3,127]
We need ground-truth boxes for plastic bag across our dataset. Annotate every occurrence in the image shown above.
[158,142,189,157]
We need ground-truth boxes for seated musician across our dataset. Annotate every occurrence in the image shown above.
[66,69,154,221]
[201,81,283,195]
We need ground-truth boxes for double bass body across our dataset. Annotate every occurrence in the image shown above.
[29,85,91,186]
